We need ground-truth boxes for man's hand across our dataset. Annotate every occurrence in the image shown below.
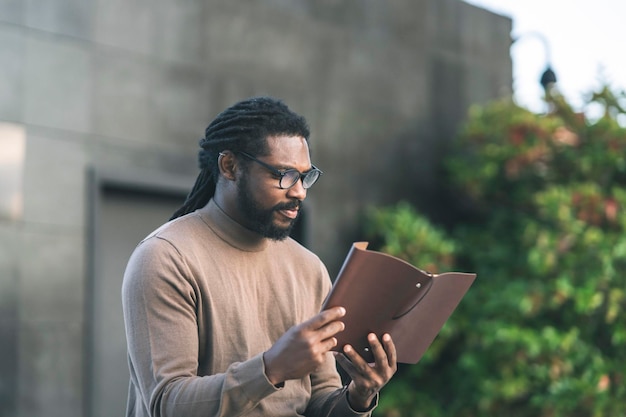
[263,307,346,385]
[335,333,397,411]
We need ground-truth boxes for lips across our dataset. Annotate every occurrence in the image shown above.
[276,202,301,220]
[279,207,299,219]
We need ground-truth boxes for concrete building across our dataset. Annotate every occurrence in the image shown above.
[0,1,512,416]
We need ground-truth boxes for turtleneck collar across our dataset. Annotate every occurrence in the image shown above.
[197,199,269,252]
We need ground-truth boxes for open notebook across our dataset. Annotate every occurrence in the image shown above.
[322,242,476,364]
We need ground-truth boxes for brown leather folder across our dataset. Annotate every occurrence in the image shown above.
[322,242,476,364]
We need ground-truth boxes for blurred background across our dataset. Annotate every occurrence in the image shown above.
[466,0,626,117]
[1,1,623,417]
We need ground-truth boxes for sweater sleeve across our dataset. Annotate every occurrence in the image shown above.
[122,236,279,417]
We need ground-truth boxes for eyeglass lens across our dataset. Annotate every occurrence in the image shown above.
[282,169,320,189]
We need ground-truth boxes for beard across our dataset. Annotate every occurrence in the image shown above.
[236,173,301,241]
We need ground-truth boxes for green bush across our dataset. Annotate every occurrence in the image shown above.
[367,88,626,417]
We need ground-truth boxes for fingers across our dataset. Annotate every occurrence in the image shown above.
[333,351,358,376]
[368,333,397,369]
[309,306,346,329]
[301,307,346,340]
[339,333,397,378]
[381,333,397,368]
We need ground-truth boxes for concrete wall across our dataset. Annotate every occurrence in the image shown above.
[0,1,512,415]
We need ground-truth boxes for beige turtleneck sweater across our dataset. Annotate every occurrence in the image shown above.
[122,199,375,417]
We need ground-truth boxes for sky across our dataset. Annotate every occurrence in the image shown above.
[463,0,626,117]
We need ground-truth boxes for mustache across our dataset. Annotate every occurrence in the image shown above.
[274,200,301,211]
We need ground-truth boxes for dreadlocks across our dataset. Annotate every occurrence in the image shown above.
[169,96,311,220]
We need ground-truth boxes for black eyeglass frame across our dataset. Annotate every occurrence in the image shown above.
[237,151,323,189]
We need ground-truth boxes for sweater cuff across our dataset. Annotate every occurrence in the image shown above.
[335,391,379,416]
[231,353,282,403]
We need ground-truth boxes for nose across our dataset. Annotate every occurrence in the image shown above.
[286,177,307,200]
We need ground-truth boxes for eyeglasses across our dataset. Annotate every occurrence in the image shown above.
[237,151,323,189]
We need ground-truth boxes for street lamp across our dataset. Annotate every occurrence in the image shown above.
[512,31,557,94]
[540,65,557,92]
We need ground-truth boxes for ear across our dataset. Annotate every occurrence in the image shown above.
[217,151,238,181]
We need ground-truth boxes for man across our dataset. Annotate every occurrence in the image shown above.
[122,96,396,417]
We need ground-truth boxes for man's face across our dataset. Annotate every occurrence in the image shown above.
[236,172,300,240]
[235,135,312,240]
